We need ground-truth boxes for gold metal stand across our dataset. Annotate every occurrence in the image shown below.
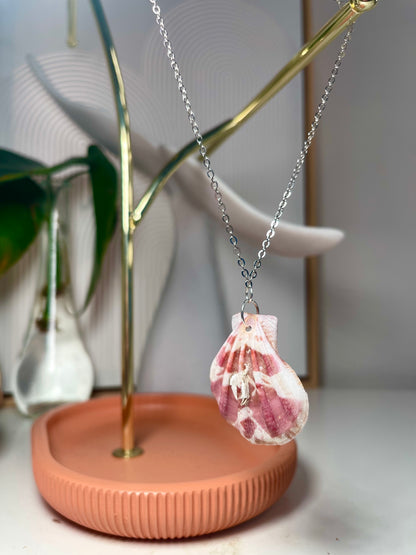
[87,0,377,457]
[90,0,142,458]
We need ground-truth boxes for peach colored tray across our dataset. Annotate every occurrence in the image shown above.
[32,393,297,539]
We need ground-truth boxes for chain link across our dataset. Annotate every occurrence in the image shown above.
[149,0,353,303]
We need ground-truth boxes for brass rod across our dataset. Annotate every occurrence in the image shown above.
[90,0,142,458]
[67,0,77,48]
[205,0,376,153]
[132,0,377,227]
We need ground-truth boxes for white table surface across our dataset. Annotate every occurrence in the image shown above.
[0,389,415,555]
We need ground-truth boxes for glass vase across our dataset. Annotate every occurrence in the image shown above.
[12,204,94,416]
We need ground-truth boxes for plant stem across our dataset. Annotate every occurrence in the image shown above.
[36,179,67,332]
[46,202,58,330]
[0,157,88,183]
[37,198,58,331]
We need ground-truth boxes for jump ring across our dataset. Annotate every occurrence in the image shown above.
[241,299,260,331]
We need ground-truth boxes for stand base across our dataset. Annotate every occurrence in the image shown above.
[32,393,297,539]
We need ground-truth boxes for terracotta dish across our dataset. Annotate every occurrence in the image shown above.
[32,394,297,539]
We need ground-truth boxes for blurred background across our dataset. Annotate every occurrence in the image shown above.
[0,0,414,396]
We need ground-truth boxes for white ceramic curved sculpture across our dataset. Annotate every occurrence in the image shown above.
[28,54,344,259]
[157,146,344,258]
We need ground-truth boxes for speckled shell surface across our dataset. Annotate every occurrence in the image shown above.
[210,314,309,445]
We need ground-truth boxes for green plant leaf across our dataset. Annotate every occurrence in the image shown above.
[0,146,117,310]
[80,145,118,310]
[0,149,46,179]
[0,178,48,274]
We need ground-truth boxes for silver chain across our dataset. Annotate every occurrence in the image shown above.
[149,0,353,305]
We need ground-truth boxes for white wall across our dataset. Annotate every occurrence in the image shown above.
[311,1,416,388]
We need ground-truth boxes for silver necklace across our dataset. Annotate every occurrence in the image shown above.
[149,0,353,445]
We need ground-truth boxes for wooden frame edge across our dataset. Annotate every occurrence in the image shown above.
[302,0,320,388]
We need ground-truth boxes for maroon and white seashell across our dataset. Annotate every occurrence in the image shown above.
[210,313,308,445]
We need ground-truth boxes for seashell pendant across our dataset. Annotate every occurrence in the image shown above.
[210,313,308,445]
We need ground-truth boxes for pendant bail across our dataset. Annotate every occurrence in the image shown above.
[241,299,260,331]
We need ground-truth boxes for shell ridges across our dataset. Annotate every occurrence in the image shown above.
[210,314,308,445]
